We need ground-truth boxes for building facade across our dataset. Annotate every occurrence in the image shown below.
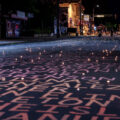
[59,0,85,35]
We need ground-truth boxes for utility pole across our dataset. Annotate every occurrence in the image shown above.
[93,4,99,23]
[79,0,83,35]
[93,8,95,22]
[0,3,1,39]
[57,0,60,38]
[92,4,99,35]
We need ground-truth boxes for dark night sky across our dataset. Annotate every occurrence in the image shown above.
[82,0,120,14]
[1,0,120,15]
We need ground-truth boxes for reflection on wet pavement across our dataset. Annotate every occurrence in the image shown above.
[0,38,120,120]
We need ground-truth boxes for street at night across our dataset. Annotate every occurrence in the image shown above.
[0,37,120,120]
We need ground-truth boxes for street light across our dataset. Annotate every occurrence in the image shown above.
[93,4,99,22]
[92,4,99,35]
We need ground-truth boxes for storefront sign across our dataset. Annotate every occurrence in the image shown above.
[84,15,89,21]
[11,11,28,20]
[28,13,34,18]
[96,15,105,18]
[17,11,25,19]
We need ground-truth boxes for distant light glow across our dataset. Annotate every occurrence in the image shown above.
[96,4,100,8]
[94,26,97,31]
[96,15,105,18]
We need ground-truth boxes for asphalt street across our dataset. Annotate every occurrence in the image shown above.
[0,37,120,120]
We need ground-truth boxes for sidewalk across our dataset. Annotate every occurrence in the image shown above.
[0,35,120,46]
[0,40,24,46]
[0,35,79,45]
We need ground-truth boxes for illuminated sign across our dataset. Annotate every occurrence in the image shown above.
[84,15,90,21]
[95,15,105,18]
[17,11,25,18]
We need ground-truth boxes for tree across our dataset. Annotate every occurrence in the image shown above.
[1,0,58,34]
